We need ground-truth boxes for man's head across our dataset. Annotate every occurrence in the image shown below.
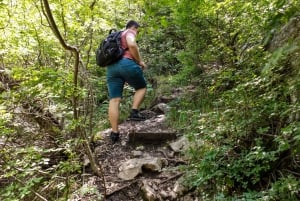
[126,20,140,29]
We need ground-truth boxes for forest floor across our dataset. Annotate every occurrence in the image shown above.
[69,86,199,201]
[71,109,196,201]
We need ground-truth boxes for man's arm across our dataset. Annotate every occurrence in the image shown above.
[126,34,146,68]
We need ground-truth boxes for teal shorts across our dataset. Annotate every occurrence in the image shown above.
[106,58,147,99]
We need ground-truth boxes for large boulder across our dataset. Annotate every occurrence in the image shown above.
[118,157,163,180]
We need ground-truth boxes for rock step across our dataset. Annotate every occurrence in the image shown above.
[128,131,177,144]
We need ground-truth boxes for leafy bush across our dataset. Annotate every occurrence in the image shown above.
[165,0,300,200]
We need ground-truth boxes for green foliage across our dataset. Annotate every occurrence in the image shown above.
[141,0,184,76]
[177,62,300,198]
[268,176,300,201]
[1,0,300,200]
[163,0,300,200]
[0,0,145,199]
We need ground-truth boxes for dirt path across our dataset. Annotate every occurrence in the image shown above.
[98,112,187,200]
[71,111,193,201]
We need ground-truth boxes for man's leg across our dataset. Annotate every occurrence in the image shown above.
[109,97,121,132]
[132,87,146,109]
[129,87,147,121]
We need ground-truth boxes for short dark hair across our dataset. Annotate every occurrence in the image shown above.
[126,20,140,29]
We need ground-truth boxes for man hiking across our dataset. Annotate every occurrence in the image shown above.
[106,20,147,143]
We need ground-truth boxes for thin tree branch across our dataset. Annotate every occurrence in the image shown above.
[15,176,49,201]
[39,0,107,197]
[41,0,77,52]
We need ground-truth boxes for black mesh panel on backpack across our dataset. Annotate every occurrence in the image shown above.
[96,29,125,67]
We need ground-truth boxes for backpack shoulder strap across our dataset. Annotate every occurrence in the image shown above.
[120,30,131,50]
[109,28,118,34]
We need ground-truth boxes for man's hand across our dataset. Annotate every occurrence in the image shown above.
[138,61,147,69]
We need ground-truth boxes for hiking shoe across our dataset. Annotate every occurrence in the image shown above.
[110,132,120,143]
[128,110,146,121]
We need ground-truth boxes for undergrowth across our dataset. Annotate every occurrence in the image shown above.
[165,45,300,200]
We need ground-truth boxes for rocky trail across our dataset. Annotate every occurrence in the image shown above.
[70,107,196,201]
[69,86,200,201]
